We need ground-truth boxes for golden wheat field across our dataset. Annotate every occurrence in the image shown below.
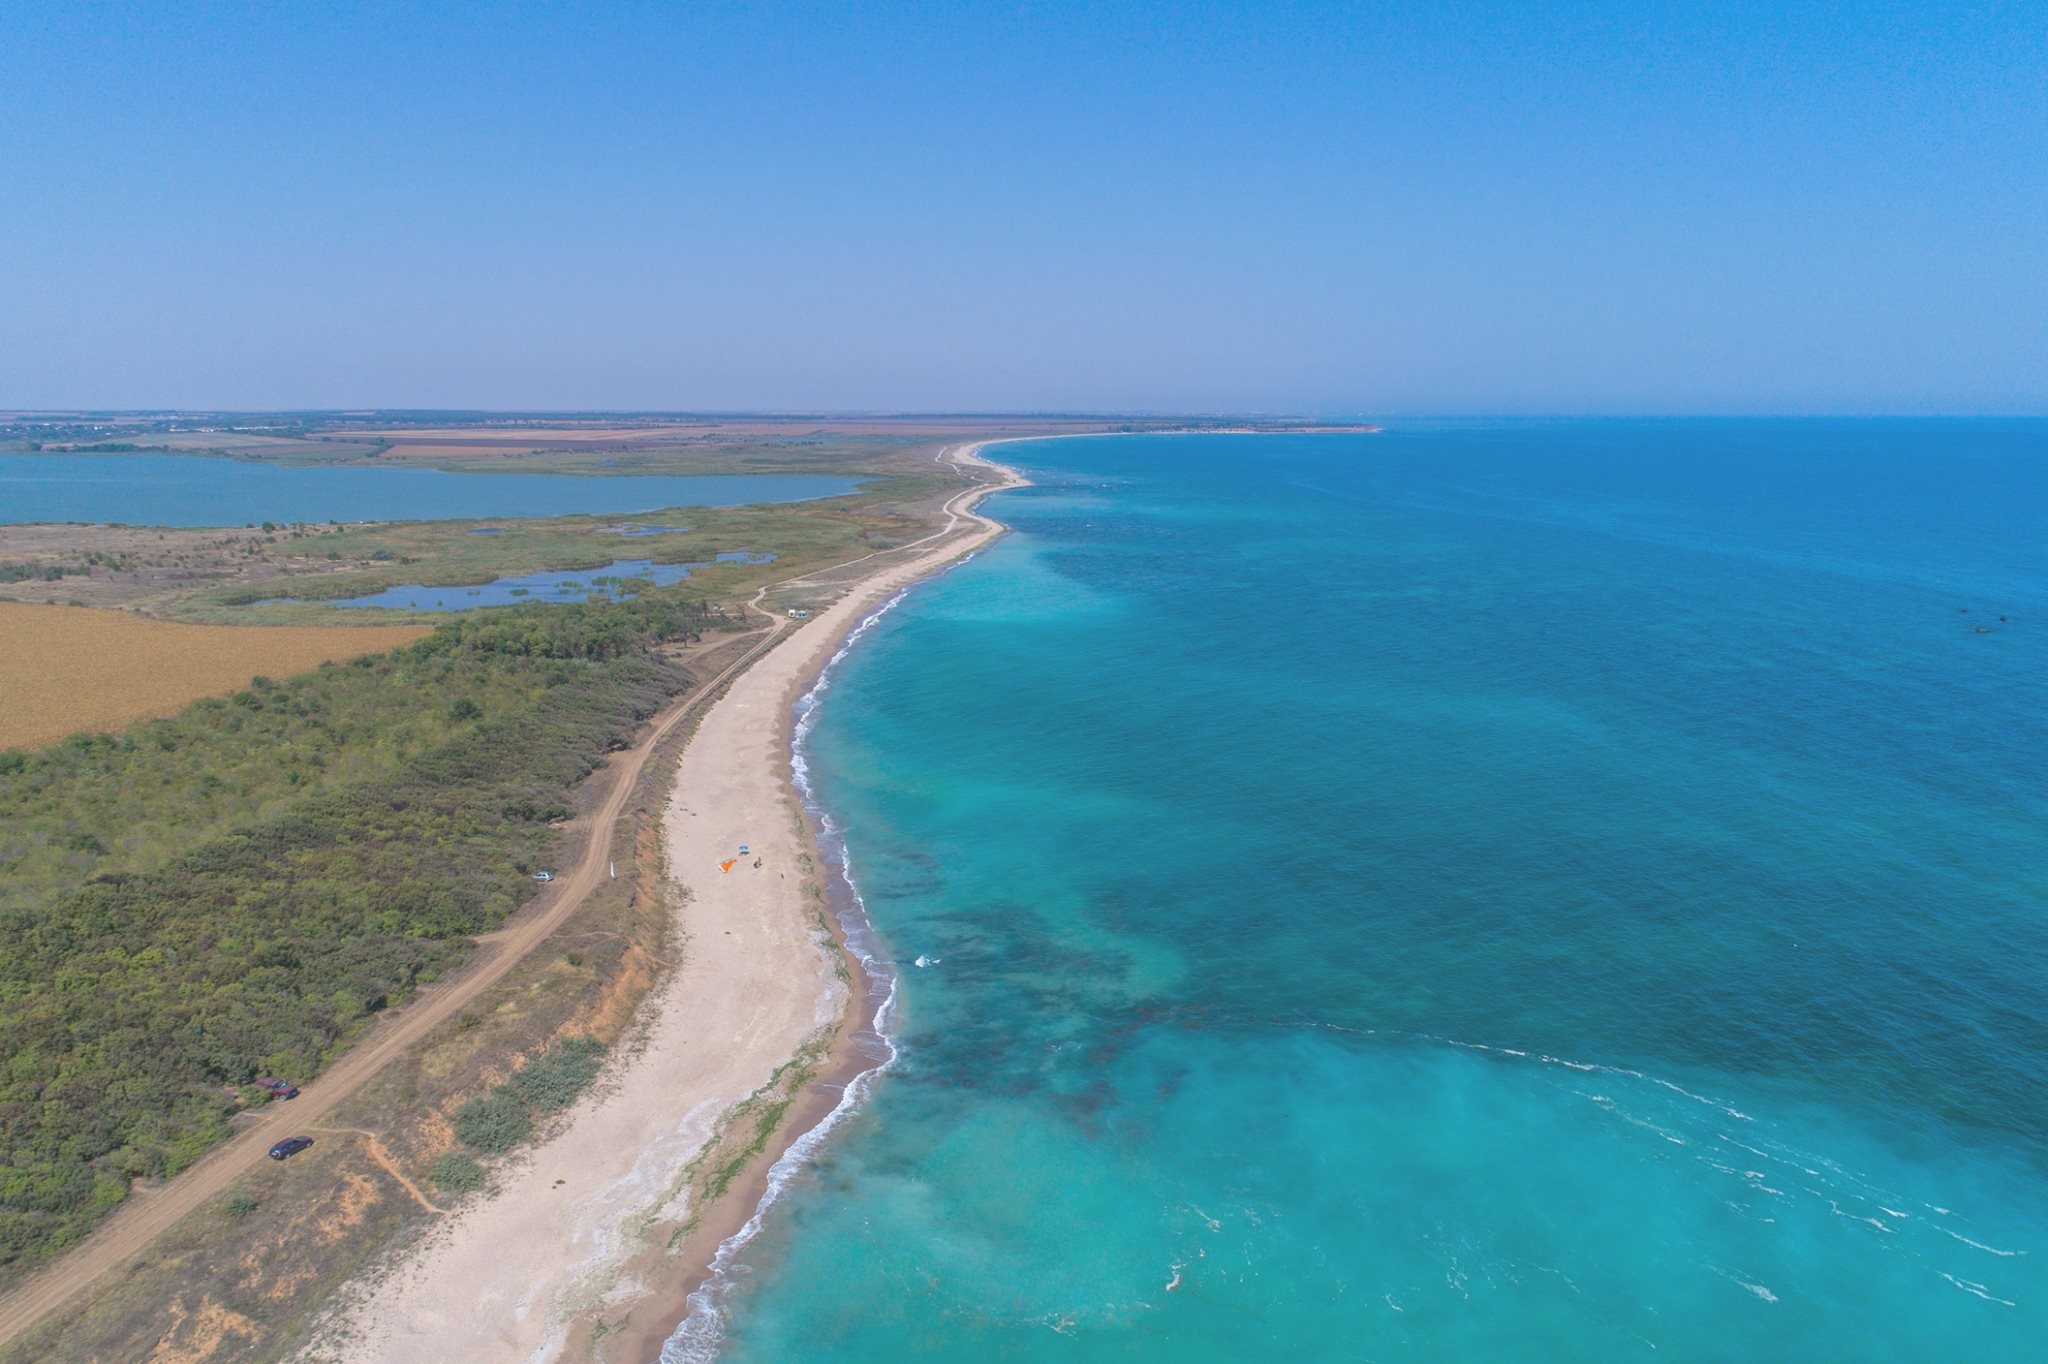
[0,602,429,751]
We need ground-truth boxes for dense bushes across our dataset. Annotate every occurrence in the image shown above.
[446,1034,608,1167]
[505,1036,607,1114]
[452,1036,609,1159]
[0,596,711,1278]
[428,1152,485,1196]
[451,1092,534,1156]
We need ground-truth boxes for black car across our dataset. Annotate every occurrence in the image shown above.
[268,1136,314,1161]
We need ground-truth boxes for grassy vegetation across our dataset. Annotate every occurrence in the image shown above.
[0,593,721,1282]
[427,1153,485,1196]
[698,1044,826,1210]
[451,1035,607,1157]
[450,1092,533,1155]
[504,1035,606,1113]
[176,476,953,623]
[0,552,133,583]
[0,472,951,622]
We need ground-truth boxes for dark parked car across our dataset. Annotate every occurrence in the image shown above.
[268,1136,314,1161]
[255,1077,299,1100]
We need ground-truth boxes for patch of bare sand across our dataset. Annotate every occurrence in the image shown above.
[145,1297,261,1363]
[300,450,1020,1364]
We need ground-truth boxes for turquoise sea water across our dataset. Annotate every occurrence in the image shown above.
[0,453,856,526]
[679,422,2048,1361]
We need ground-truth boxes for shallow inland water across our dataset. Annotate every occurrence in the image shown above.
[310,552,778,611]
[0,453,858,526]
[687,422,2048,1362]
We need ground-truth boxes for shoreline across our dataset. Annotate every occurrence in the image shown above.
[308,443,1026,1364]
[627,441,1027,1362]
[624,582,921,1364]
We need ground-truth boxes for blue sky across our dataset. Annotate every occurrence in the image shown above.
[1,1,2042,413]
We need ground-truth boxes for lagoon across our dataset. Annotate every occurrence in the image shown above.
[0,454,859,527]
[295,553,778,612]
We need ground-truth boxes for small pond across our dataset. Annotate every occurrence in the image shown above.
[300,554,778,612]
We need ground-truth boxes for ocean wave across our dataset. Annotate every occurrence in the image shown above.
[1327,1024,2034,1311]
[1937,1227,2025,1258]
[1940,1271,2017,1307]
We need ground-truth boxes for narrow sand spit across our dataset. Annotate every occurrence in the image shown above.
[305,448,1022,1364]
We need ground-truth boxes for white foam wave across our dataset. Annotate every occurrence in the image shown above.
[1937,1227,2024,1258]
[1426,1030,2038,1278]
[1648,1075,1753,1122]
[1708,1265,1780,1303]
[1939,1271,2017,1307]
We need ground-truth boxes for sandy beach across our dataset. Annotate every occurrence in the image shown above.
[303,446,1023,1364]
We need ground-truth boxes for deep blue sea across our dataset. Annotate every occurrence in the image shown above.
[0,453,857,526]
[679,421,2048,1361]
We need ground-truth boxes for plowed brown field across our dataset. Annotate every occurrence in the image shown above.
[0,603,428,750]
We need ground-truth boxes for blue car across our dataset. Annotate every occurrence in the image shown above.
[268,1136,314,1161]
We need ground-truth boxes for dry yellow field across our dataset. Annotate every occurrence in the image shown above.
[0,603,429,751]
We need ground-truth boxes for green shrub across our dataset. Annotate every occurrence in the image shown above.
[507,1037,607,1114]
[452,1091,532,1155]
[225,1192,260,1219]
[428,1152,486,1195]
